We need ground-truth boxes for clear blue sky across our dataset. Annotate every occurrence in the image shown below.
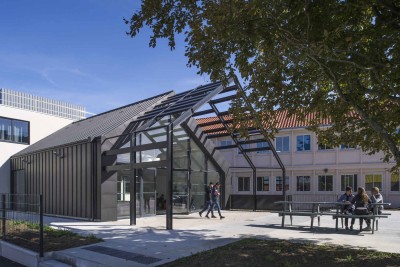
[0,0,209,115]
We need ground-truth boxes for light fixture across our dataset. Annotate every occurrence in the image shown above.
[53,150,64,158]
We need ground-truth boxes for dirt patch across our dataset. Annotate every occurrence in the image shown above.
[4,224,102,253]
[160,238,400,267]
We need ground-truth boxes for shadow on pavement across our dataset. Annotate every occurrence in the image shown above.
[0,256,26,267]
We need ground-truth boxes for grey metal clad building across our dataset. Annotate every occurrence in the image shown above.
[10,81,285,228]
[11,91,174,221]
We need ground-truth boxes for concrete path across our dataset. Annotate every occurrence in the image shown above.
[44,210,400,266]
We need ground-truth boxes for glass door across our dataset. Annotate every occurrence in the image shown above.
[117,175,130,217]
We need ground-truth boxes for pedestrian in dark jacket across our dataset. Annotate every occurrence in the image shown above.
[199,182,214,218]
[206,182,225,219]
[337,186,354,230]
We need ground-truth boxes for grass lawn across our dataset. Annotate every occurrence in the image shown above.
[160,238,400,267]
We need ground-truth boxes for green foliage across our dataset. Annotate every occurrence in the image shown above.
[86,233,102,241]
[345,254,354,262]
[126,0,400,170]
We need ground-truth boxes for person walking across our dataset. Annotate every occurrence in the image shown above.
[206,182,225,219]
[199,182,214,218]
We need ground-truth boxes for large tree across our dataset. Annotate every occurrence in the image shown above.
[126,0,400,170]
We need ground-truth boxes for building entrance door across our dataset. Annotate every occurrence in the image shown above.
[137,168,157,216]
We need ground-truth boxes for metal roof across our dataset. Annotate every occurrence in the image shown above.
[14,91,174,156]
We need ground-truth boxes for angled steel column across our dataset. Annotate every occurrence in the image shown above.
[166,124,173,230]
[253,169,257,211]
[233,76,286,200]
[209,102,258,211]
[187,138,191,213]
[220,171,226,209]
[130,132,137,225]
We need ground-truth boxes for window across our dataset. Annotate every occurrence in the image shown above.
[0,117,11,141]
[365,174,382,192]
[257,176,270,191]
[238,140,250,154]
[276,136,290,152]
[340,144,355,149]
[341,174,357,191]
[0,117,29,144]
[318,175,333,191]
[256,142,270,154]
[238,177,250,191]
[297,176,311,191]
[220,140,232,147]
[391,173,400,192]
[318,143,333,150]
[276,176,289,191]
[296,135,311,151]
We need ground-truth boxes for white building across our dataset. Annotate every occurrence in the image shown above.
[0,88,86,193]
[198,117,400,208]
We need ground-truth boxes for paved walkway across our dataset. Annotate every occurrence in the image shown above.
[44,210,400,266]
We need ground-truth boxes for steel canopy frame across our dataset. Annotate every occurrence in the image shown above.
[232,76,286,201]
[193,78,286,211]
[104,78,285,229]
[130,81,229,229]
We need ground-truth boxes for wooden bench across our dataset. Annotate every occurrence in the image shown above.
[332,213,389,234]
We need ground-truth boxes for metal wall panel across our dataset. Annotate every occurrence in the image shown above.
[10,140,100,220]
[227,195,284,210]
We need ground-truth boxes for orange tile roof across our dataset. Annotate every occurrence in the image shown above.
[196,111,332,134]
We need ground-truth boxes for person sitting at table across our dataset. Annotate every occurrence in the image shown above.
[351,187,372,231]
[370,187,383,215]
[338,186,355,230]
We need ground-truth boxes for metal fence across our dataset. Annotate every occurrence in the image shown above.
[0,194,43,257]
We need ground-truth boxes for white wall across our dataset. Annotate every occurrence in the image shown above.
[214,128,399,207]
[0,105,74,193]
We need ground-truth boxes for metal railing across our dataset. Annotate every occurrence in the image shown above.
[0,194,43,257]
[0,88,86,120]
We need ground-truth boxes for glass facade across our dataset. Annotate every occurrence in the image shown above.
[119,115,220,218]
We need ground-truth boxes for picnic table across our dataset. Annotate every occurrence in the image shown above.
[332,202,391,233]
[273,201,391,234]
